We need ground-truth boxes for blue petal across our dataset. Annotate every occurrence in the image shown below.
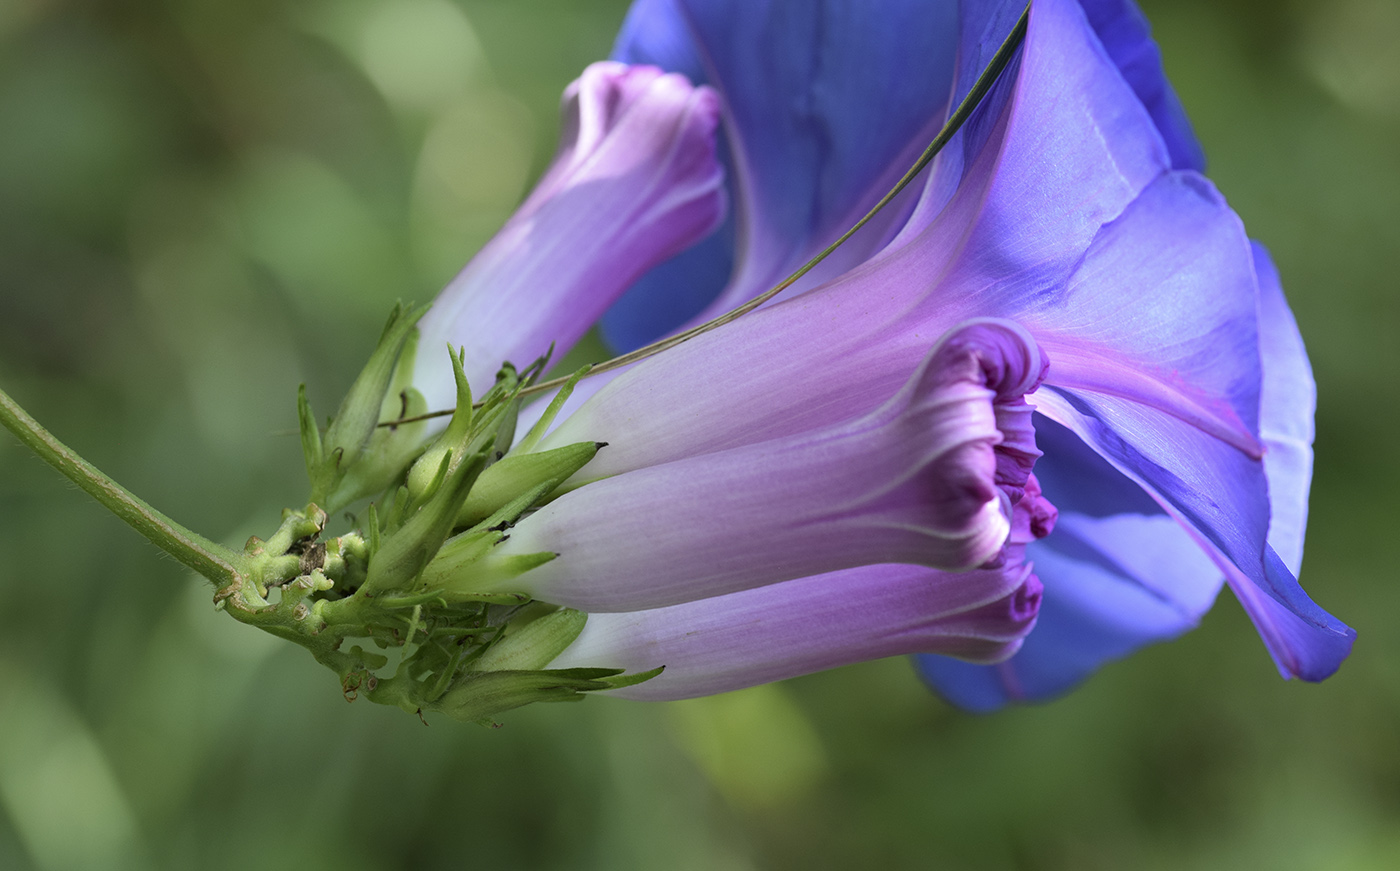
[1231,549,1355,682]
[890,0,1027,239]
[679,0,958,274]
[1022,169,1267,574]
[603,0,959,346]
[906,0,1171,302]
[1253,240,1315,574]
[918,519,1219,710]
[612,0,709,85]
[598,210,736,351]
[1241,243,1345,678]
[605,0,733,350]
[1077,0,1206,171]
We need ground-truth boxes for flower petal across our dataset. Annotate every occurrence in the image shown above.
[1231,242,1346,677]
[602,0,736,347]
[601,0,959,348]
[1227,549,1355,682]
[1025,172,1262,458]
[550,563,1041,701]
[612,0,709,86]
[1021,173,1351,681]
[1254,240,1315,575]
[413,62,725,406]
[1077,0,1206,171]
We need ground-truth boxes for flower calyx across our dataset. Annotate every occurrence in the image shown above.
[244,330,643,724]
[301,302,431,514]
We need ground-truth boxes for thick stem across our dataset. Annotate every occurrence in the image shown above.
[0,384,247,587]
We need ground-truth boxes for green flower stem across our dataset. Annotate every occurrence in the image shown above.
[0,384,248,587]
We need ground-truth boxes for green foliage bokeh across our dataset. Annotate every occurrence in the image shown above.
[0,0,1397,868]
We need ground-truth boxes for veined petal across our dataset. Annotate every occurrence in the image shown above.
[1077,0,1206,172]
[475,321,1049,611]
[550,561,1042,702]
[1225,242,1353,677]
[413,61,725,407]
[1254,241,1315,575]
[601,0,958,349]
[888,0,1025,241]
[1024,171,1262,456]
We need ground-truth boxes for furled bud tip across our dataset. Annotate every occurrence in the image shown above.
[466,319,1052,612]
[413,61,727,409]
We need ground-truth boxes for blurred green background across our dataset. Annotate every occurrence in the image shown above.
[0,0,1397,868]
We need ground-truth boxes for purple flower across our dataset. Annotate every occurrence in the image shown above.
[412,0,1352,705]
[412,61,726,411]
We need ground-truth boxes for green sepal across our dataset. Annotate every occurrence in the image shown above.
[407,346,474,500]
[456,440,601,526]
[597,665,664,690]
[415,478,557,597]
[297,384,323,484]
[493,400,518,458]
[425,668,622,725]
[416,537,554,602]
[326,385,429,513]
[470,608,586,672]
[514,364,591,454]
[361,446,487,595]
[311,301,427,504]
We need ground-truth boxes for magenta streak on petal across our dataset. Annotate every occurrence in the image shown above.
[1036,343,1263,458]
[413,62,726,410]
[475,320,1048,612]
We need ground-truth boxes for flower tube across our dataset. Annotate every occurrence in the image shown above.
[412,61,726,408]
[453,320,1048,611]
[551,567,1044,701]
[549,474,1054,700]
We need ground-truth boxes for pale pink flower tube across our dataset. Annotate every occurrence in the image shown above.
[548,481,1053,701]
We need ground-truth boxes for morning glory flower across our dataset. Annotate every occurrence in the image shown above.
[0,0,1353,725]
[422,0,1349,705]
